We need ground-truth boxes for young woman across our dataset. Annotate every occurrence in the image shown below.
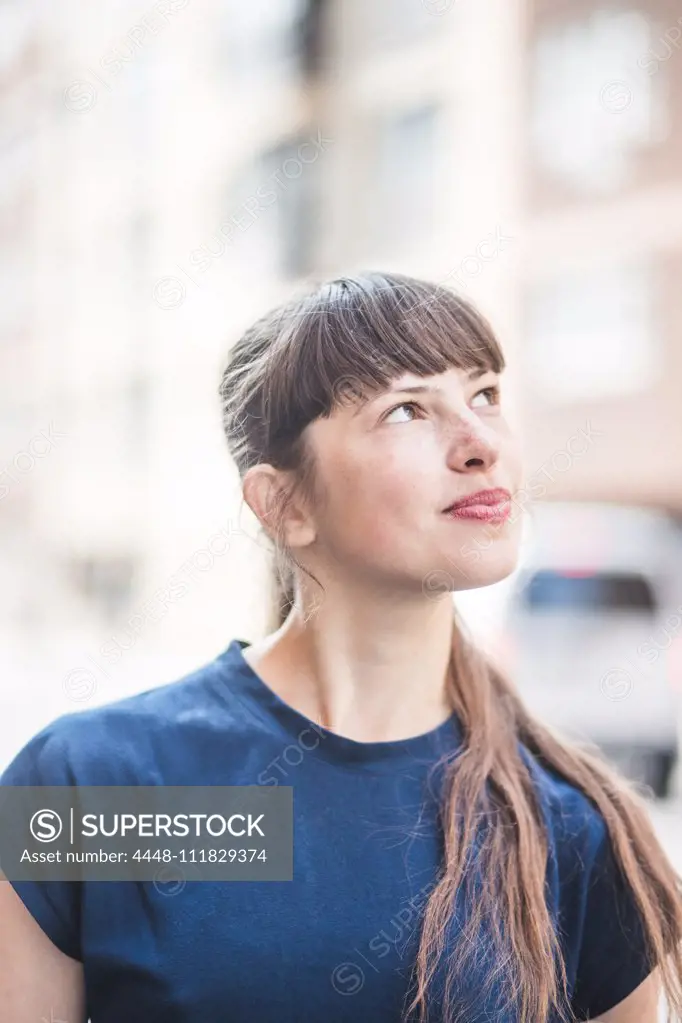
[2,271,682,1023]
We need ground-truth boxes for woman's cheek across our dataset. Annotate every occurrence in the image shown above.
[360,482,422,553]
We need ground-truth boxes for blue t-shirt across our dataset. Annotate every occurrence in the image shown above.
[1,638,655,1021]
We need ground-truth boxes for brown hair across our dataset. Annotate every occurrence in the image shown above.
[218,270,682,1022]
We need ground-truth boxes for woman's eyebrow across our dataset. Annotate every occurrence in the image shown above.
[385,367,492,396]
[349,367,493,416]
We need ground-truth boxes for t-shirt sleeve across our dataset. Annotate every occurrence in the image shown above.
[0,718,82,961]
[570,813,657,1020]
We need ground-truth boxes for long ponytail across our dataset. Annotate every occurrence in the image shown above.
[411,616,682,1021]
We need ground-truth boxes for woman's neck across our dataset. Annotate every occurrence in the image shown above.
[243,600,457,743]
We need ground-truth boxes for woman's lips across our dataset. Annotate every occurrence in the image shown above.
[444,501,511,523]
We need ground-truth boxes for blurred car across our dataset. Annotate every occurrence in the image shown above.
[497,502,682,798]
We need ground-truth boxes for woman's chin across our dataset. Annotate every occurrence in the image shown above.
[451,561,516,592]
[443,545,520,591]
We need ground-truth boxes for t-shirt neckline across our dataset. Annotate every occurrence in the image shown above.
[214,638,463,769]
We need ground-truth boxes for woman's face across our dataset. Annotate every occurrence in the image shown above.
[302,364,525,595]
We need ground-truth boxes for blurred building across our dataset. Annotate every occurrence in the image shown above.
[521,0,682,512]
[0,0,680,758]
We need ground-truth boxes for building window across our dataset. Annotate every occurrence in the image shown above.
[366,103,440,254]
[123,374,151,466]
[529,9,668,193]
[298,0,325,76]
[228,133,319,280]
[220,0,311,84]
[358,0,448,52]
[68,555,137,620]
[261,138,317,277]
[525,262,658,403]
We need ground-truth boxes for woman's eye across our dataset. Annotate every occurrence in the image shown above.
[383,401,422,424]
[470,385,500,409]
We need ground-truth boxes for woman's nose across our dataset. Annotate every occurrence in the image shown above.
[445,416,500,472]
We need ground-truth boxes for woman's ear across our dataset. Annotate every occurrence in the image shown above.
[242,464,316,549]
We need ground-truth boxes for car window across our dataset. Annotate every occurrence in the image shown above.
[520,570,658,614]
